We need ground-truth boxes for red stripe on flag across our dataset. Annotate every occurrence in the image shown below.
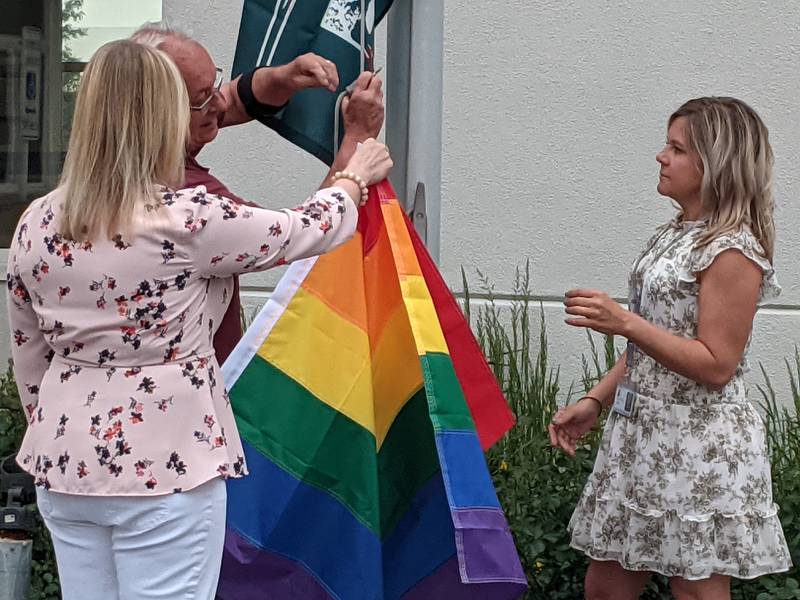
[372,180,515,449]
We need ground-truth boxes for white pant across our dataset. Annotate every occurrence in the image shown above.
[36,477,226,600]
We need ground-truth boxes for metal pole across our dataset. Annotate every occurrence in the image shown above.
[386,2,411,210]
[386,0,444,262]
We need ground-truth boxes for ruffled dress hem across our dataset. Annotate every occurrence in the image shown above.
[569,493,793,580]
[570,542,792,581]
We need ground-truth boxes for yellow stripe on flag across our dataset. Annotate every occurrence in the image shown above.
[399,275,448,356]
[258,287,376,438]
[379,200,449,357]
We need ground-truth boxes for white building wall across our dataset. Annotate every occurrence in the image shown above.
[436,0,800,403]
[3,0,799,404]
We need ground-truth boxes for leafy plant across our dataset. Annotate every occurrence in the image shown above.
[0,364,60,599]
[0,360,26,458]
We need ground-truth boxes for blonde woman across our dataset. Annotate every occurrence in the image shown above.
[549,97,791,600]
[6,40,391,599]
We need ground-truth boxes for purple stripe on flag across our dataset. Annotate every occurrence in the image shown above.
[217,528,333,600]
[452,508,527,584]
[402,556,528,600]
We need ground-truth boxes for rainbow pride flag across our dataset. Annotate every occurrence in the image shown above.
[217,181,526,599]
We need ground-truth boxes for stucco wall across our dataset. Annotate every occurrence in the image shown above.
[3,1,799,404]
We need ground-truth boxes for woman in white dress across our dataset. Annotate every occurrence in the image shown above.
[549,97,792,600]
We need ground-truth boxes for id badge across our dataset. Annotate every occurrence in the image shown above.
[612,384,636,417]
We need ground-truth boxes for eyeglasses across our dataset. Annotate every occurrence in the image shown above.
[190,68,224,113]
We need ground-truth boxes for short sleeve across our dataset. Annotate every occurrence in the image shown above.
[682,228,780,303]
[180,185,358,279]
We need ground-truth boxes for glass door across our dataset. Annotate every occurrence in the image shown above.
[0,43,19,190]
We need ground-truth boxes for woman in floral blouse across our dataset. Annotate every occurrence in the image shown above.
[549,97,791,600]
[6,40,391,599]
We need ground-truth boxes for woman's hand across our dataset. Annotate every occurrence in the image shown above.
[548,398,602,457]
[564,289,635,336]
[343,138,393,186]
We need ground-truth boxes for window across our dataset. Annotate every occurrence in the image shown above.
[61,0,163,147]
[0,0,162,247]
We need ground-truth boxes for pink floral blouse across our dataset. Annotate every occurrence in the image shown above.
[6,185,357,496]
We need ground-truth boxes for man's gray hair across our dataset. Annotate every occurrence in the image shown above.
[130,21,191,49]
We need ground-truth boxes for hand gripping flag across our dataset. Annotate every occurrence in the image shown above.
[217,181,527,599]
[232,0,395,165]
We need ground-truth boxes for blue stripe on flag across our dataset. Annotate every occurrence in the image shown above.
[436,431,501,509]
[382,473,456,599]
[226,441,465,599]
[226,441,381,599]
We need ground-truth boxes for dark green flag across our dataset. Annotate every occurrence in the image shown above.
[232,0,395,165]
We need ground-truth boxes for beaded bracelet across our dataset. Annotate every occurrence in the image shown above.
[333,171,369,206]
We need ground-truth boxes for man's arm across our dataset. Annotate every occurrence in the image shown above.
[319,71,385,190]
[221,54,340,128]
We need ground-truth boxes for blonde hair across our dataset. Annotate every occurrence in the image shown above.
[669,97,775,262]
[59,40,189,241]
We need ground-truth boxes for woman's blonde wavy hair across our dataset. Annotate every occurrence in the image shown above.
[59,40,189,241]
[669,97,775,262]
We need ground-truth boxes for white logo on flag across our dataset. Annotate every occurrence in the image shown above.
[321,0,374,50]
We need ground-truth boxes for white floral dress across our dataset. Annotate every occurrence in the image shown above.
[569,219,793,580]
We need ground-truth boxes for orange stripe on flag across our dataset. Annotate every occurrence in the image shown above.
[301,232,368,332]
[371,303,424,448]
[380,203,422,278]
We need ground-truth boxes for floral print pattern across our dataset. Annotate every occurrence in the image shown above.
[7,185,357,495]
[569,220,792,580]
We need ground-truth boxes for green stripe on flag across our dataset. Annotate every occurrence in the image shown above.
[230,355,445,538]
[377,388,440,537]
[231,356,380,532]
[420,352,477,433]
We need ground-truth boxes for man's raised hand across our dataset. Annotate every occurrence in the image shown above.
[282,53,340,94]
[342,71,385,141]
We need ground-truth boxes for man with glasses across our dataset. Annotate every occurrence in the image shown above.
[131,23,384,364]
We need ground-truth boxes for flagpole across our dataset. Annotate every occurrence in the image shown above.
[387,0,444,263]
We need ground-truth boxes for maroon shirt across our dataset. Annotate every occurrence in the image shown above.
[184,155,258,366]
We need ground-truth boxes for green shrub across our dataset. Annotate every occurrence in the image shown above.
[0,360,26,458]
[0,363,61,600]
[465,265,800,599]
